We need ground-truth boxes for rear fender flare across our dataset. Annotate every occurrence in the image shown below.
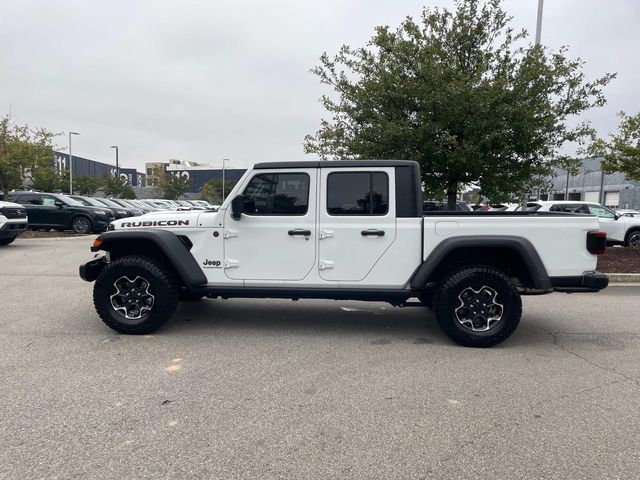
[410,236,552,290]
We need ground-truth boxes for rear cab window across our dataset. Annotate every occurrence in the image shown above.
[327,172,388,215]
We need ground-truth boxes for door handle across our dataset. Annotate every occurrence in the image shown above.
[361,229,385,237]
[288,229,312,236]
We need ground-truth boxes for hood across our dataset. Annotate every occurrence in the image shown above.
[111,209,205,230]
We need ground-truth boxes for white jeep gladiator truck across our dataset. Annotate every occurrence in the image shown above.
[80,160,609,347]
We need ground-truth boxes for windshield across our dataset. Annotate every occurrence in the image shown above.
[55,195,84,206]
[94,198,122,208]
[79,196,107,207]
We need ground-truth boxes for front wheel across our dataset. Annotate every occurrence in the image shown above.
[626,230,640,247]
[93,255,179,334]
[0,236,16,246]
[72,216,92,234]
[433,265,522,348]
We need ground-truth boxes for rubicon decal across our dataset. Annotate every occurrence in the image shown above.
[121,220,190,228]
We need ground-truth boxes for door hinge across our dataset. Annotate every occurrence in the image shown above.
[319,260,334,270]
[223,229,239,239]
[224,259,240,269]
[319,229,334,240]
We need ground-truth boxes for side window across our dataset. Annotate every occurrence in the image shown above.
[242,173,309,215]
[327,172,389,215]
[42,195,57,206]
[550,204,588,214]
[588,205,615,218]
[17,194,42,205]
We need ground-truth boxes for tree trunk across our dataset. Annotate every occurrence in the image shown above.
[446,182,457,211]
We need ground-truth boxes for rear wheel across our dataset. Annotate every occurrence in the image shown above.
[93,255,178,334]
[72,216,92,234]
[433,265,522,347]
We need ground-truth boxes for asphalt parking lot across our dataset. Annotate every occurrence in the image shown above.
[1,236,639,479]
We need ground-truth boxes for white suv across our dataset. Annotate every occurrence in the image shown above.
[525,201,640,247]
[0,200,28,245]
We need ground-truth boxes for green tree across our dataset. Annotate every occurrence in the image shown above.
[588,112,640,181]
[31,166,64,192]
[119,183,137,199]
[158,174,193,200]
[73,176,104,196]
[304,0,614,208]
[102,175,126,197]
[199,178,236,204]
[0,115,59,199]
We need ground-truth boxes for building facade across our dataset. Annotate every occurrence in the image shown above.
[537,157,640,210]
[54,151,146,186]
[146,159,247,193]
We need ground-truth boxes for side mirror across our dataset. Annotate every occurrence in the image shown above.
[54,200,64,208]
[231,195,245,220]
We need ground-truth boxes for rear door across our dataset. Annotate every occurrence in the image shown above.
[223,168,317,281]
[318,167,396,282]
[15,193,45,226]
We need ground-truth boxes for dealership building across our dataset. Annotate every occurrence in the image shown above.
[536,157,640,210]
[145,159,247,193]
[53,151,146,187]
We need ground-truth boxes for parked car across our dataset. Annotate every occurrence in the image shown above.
[488,203,520,212]
[526,200,640,247]
[70,195,126,219]
[92,198,141,218]
[422,201,471,213]
[106,198,144,216]
[616,209,640,218]
[8,191,110,233]
[0,200,28,245]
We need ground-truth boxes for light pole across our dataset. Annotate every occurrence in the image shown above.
[521,0,544,211]
[68,132,79,194]
[535,0,544,45]
[222,158,230,203]
[110,145,119,178]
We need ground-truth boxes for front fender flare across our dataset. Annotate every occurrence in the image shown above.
[88,229,207,286]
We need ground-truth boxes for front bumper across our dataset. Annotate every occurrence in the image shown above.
[79,256,107,282]
[0,220,28,238]
[551,271,609,293]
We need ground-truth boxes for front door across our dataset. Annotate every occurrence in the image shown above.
[318,167,396,282]
[587,204,626,242]
[223,168,316,281]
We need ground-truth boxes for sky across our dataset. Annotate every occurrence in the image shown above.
[1,0,638,172]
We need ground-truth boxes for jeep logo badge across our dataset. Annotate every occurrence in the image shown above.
[202,259,221,269]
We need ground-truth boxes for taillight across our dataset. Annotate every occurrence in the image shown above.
[587,231,607,255]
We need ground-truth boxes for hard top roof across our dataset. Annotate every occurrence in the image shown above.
[253,160,419,169]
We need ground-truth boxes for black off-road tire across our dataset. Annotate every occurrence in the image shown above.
[72,215,92,234]
[418,290,434,308]
[0,236,16,246]
[433,265,522,348]
[93,255,179,334]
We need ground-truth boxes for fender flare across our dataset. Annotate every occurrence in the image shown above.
[92,229,207,286]
[410,235,552,290]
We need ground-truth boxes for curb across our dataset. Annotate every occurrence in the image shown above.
[604,273,640,284]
